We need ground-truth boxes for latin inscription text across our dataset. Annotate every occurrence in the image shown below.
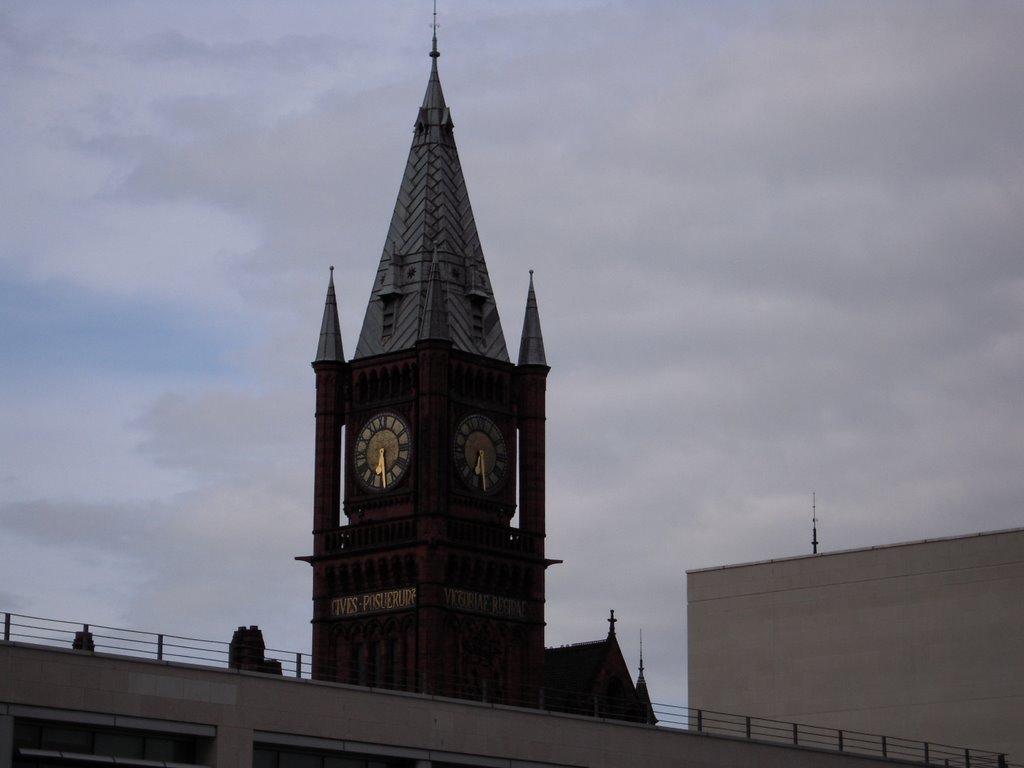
[444,588,527,620]
[331,587,417,618]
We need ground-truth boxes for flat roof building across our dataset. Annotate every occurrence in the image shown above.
[688,527,1024,761]
[2,638,1003,768]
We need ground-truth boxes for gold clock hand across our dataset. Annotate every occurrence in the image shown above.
[475,448,488,491]
[375,446,388,489]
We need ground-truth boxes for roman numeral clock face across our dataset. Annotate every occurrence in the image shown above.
[453,414,508,494]
[354,412,411,491]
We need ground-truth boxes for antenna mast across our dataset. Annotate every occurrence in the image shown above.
[812,492,819,554]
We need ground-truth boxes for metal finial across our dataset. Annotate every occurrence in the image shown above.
[812,492,819,554]
[608,609,617,637]
[430,0,440,58]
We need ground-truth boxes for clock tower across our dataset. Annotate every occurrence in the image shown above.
[302,34,550,707]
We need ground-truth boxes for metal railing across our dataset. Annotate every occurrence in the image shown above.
[1,612,308,678]
[1,611,1013,768]
[652,704,1010,767]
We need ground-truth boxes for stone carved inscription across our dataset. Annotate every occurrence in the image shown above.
[331,587,417,618]
[444,588,527,620]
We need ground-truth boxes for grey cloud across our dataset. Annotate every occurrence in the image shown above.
[133,389,308,475]
[3,1,1023,710]
[0,500,157,550]
[128,30,344,70]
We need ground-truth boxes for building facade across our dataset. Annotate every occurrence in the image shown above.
[300,32,551,706]
[687,528,1024,761]
[2,641,957,768]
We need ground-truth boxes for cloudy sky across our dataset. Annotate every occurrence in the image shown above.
[2,1,1022,709]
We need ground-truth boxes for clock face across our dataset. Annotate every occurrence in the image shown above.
[453,414,508,493]
[354,412,411,491]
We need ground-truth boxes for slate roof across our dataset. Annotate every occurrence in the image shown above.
[419,252,451,342]
[517,271,547,366]
[544,640,609,696]
[354,38,509,361]
[544,625,656,724]
[315,266,344,363]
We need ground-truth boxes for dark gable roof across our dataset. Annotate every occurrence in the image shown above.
[544,633,656,724]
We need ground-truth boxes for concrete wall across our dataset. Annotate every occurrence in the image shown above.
[687,528,1024,762]
[2,642,921,768]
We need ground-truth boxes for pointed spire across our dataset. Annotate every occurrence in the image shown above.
[635,629,657,725]
[637,630,646,684]
[517,270,547,366]
[422,47,446,114]
[354,25,508,362]
[315,266,345,363]
[420,11,449,138]
[419,250,451,342]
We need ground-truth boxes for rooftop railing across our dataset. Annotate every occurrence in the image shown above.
[1,611,1012,768]
[653,705,1010,767]
[1,612,307,678]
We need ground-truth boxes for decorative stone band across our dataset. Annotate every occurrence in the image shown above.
[329,586,528,621]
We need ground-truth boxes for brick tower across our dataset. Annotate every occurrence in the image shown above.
[301,33,550,706]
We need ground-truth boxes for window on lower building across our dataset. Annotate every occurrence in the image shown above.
[13,720,198,768]
[254,746,402,768]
